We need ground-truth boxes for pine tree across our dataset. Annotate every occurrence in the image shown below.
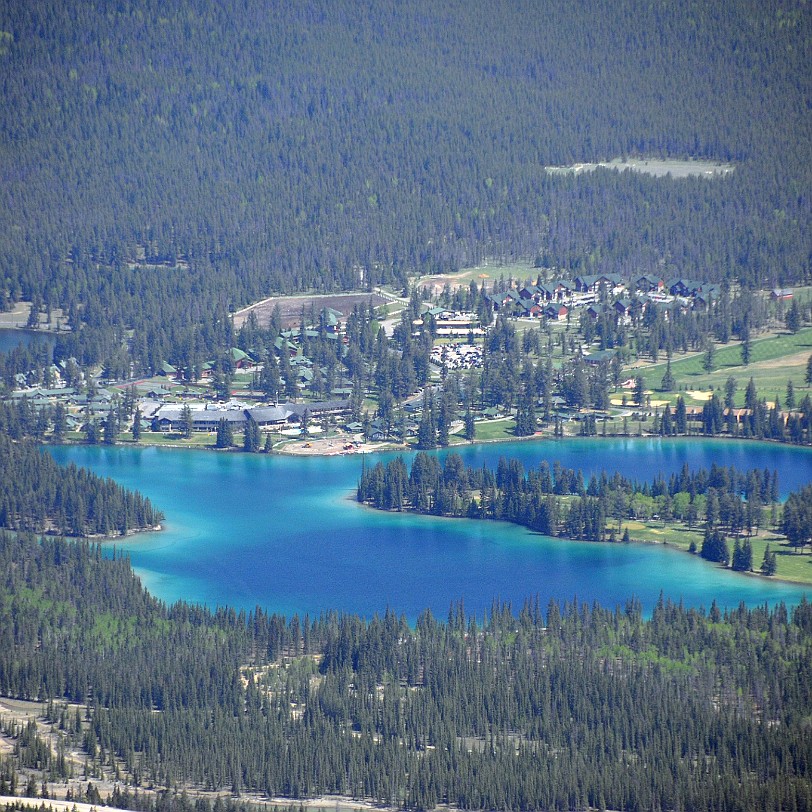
[633,376,645,407]
[786,300,801,333]
[85,419,99,445]
[660,360,675,392]
[702,340,715,373]
[216,418,234,448]
[760,544,777,576]
[417,392,437,449]
[132,408,142,442]
[464,407,476,442]
[514,397,536,437]
[243,418,261,452]
[53,403,67,443]
[180,405,193,439]
[732,538,752,571]
[103,414,117,445]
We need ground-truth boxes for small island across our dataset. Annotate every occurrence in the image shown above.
[358,452,812,581]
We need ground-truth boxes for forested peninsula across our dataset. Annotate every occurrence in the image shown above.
[0,436,162,537]
[357,453,808,576]
[1,530,811,810]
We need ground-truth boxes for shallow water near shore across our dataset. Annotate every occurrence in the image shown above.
[47,438,812,620]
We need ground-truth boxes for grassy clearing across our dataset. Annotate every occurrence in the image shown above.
[416,260,537,292]
[470,418,517,442]
[637,327,812,406]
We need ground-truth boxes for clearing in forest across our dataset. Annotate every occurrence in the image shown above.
[233,292,389,330]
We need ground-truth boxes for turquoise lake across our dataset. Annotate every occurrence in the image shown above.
[47,438,812,620]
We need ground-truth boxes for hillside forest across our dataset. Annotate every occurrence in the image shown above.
[0,531,811,811]
[0,0,810,375]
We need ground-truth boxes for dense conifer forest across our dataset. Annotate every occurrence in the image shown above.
[0,531,811,810]
[2,2,811,807]
[0,436,162,536]
[1,0,810,371]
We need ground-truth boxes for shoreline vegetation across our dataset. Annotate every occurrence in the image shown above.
[358,452,812,586]
[0,436,163,539]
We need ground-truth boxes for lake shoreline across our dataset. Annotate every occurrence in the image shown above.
[44,440,811,617]
[354,495,810,588]
[47,427,812,459]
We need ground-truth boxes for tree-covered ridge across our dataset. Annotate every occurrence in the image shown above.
[0,437,162,536]
[1,530,811,809]
[358,452,778,542]
[0,0,810,373]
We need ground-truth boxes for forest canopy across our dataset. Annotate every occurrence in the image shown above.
[0,0,810,371]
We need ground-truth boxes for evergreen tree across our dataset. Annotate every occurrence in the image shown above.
[180,405,193,439]
[216,418,234,448]
[732,538,752,571]
[464,407,476,442]
[132,407,142,442]
[103,413,118,445]
[760,544,777,575]
[660,359,675,392]
[243,417,261,452]
[514,397,536,437]
[633,376,645,407]
[702,340,716,373]
[724,376,738,410]
[701,528,729,565]
[786,300,801,333]
[786,380,796,410]
[416,392,437,449]
[84,419,99,445]
[52,403,67,443]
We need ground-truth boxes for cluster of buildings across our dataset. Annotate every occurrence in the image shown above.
[147,399,352,433]
[485,274,724,324]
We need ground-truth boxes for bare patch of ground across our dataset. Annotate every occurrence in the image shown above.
[686,390,712,401]
[233,293,388,330]
[277,436,405,456]
[546,157,735,179]
[417,261,536,296]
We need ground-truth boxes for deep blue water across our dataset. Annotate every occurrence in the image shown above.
[47,438,812,621]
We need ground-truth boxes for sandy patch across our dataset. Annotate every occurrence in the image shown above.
[278,436,405,456]
[686,390,712,401]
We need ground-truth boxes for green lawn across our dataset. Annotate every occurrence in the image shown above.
[469,418,517,441]
[622,520,812,585]
[636,327,812,406]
